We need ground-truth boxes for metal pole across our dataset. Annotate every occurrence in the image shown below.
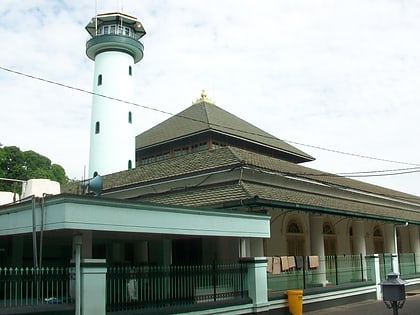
[392,301,398,315]
[73,235,82,315]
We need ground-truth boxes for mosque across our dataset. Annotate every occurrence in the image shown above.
[1,10,420,315]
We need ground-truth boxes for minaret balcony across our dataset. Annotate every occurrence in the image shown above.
[86,34,144,62]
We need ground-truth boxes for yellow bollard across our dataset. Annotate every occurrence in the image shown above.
[286,289,303,315]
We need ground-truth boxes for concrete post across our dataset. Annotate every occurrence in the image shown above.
[240,257,269,312]
[80,259,107,315]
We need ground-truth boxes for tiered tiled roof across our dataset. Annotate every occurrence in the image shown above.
[62,146,420,223]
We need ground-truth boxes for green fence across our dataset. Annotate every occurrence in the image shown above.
[267,255,368,293]
[0,266,71,308]
[106,263,248,312]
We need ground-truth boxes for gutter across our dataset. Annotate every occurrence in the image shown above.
[222,197,420,225]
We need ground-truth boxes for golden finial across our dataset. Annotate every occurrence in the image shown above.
[193,89,215,104]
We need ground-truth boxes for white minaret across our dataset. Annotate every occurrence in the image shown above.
[85,12,145,177]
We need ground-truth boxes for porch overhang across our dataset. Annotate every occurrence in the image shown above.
[222,197,419,225]
[0,194,270,238]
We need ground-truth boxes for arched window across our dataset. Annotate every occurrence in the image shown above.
[95,121,100,134]
[286,219,305,256]
[128,66,132,76]
[288,222,302,233]
[128,160,132,170]
[97,74,102,86]
[323,222,334,235]
[128,111,132,124]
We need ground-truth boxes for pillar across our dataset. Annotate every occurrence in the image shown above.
[310,215,327,285]
[80,259,107,315]
[383,224,395,253]
[353,220,367,280]
[240,257,269,312]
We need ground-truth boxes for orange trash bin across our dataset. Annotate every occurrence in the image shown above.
[286,289,303,315]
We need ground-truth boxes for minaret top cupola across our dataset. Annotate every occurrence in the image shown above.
[85,12,146,63]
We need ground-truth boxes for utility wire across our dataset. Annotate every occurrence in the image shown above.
[1,65,420,169]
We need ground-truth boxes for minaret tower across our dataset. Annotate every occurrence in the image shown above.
[85,12,146,177]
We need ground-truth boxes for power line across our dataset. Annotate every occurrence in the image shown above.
[290,167,420,178]
[1,65,420,169]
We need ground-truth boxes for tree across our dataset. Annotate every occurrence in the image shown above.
[0,146,68,192]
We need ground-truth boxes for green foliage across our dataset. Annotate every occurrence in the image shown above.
[0,146,68,192]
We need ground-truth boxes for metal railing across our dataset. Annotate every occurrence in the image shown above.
[267,255,369,294]
[106,263,248,312]
[377,253,420,280]
[0,266,71,308]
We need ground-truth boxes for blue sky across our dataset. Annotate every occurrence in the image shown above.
[1,0,420,195]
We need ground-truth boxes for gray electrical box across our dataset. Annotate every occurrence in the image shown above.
[381,272,406,302]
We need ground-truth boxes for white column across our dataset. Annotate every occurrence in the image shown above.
[310,215,326,285]
[352,221,366,256]
[353,221,367,280]
[383,224,395,253]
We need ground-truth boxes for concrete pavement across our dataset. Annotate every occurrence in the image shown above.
[304,292,420,315]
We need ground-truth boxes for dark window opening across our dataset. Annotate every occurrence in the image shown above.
[97,74,102,86]
[128,160,132,169]
[128,111,132,123]
[128,66,132,76]
[95,121,100,134]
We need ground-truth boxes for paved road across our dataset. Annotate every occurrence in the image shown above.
[305,292,420,315]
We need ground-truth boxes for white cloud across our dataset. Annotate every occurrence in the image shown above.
[0,0,420,194]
